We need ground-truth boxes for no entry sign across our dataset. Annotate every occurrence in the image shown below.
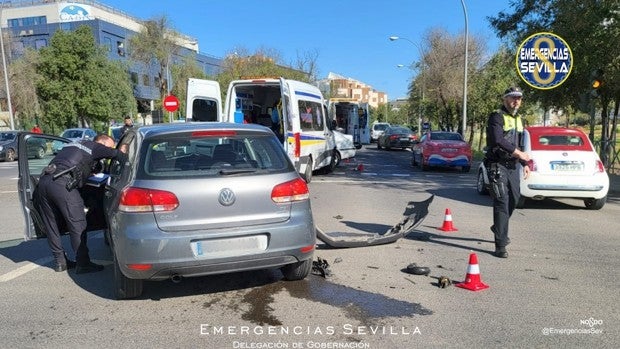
[163,95,180,112]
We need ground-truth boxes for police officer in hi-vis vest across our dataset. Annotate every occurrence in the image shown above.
[484,86,531,258]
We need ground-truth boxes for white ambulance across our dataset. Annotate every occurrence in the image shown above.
[186,77,336,182]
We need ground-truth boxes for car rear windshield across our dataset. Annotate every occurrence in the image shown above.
[138,131,292,179]
[531,134,592,151]
[431,132,462,141]
[61,130,84,138]
[0,132,16,141]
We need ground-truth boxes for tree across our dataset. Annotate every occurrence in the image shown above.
[216,46,312,99]
[128,16,179,106]
[171,54,209,118]
[37,26,136,132]
[467,48,521,149]
[6,48,42,130]
[413,28,484,134]
[489,0,620,163]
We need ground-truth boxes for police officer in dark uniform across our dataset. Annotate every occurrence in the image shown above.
[34,134,127,273]
[121,115,133,136]
[485,86,531,258]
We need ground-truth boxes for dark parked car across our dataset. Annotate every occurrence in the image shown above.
[0,131,47,161]
[411,131,472,172]
[377,126,417,150]
[18,123,316,299]
[52,127,97,154]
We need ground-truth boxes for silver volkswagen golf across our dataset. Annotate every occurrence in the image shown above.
[18,122,316,299]
[105,123,316,298]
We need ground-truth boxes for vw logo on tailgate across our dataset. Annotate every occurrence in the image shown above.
[218,188,236,206]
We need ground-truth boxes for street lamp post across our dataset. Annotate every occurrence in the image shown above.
[390,36,425,137]
[460,0,469,138]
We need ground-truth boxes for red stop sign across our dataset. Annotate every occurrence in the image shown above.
[163,95,179,112]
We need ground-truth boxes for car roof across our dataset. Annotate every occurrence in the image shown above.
[136,122,275,138]
[526,126,592,151]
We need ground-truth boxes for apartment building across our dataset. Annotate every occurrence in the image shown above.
[319,72,387,109]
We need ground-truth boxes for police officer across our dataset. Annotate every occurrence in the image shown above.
[34,134,127,273]
[485,86,531,258]
[121,115,133,136]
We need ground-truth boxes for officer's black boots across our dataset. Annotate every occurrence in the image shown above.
[53,254,77,272]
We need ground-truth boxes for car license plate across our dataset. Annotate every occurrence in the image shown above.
[399,137,409,141]
[192,234,268,257]
[441,148,457,152]
[550,161,583,171]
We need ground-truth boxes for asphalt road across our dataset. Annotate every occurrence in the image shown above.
[0,148,618,348]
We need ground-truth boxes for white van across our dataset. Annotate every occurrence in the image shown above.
[186,77,336,182]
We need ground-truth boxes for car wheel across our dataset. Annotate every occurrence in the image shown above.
[113,251,143,300]
[411,153,417,167]
[377,140,382,149]
[6,148,16,162]
[476,169,489,195]
[584,196,606,210]
[333,150,341,168]
[516,196,527,209]
[280,258,312,281]
[35,147,46,159]
[302,158,313,183]
[461,165,471,173]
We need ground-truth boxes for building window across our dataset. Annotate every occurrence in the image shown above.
[103,37,112,52]
[154,76,161,89]
[35,39,47,49]
[130,72,139,85]
[142,74,150,87]
[117,41,125,56]
[12,41,25,55]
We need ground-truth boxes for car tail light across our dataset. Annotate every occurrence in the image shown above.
[595,160,605,173]
[119,187,179,212]
[527,159,537,171]
[389,135,399,140]
[271,178,309,203]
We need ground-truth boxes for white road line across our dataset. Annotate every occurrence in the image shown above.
[0,256,53,282]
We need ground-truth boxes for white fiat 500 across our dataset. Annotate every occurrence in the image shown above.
[477,126,609,209]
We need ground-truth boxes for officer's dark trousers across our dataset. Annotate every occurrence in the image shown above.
[34,175,90,265]
[492,163,521,248]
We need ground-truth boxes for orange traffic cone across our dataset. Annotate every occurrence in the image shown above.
[455,253,489,291]
[437,208,458,231]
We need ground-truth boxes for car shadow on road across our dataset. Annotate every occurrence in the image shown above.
[0,238,58,267]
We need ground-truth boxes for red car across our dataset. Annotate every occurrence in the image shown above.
[411,131,472,172]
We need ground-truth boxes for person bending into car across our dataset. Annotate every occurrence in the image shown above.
[484,86,530,258]
[34,134,127,273]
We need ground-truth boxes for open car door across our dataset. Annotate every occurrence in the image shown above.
[17,132,70,240]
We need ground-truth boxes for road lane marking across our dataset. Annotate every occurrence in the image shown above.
[0,256,53,282]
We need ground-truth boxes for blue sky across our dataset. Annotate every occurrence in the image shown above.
[101,0,515,100]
